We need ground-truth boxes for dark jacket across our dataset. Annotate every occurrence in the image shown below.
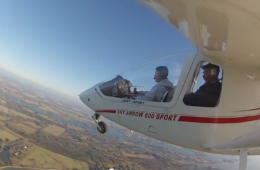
[183,81,222,107]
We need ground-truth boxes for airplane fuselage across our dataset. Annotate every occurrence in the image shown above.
[79,52,260,155]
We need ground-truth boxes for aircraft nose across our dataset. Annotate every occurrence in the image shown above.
[78,86,98,110]
[79,89,90,104]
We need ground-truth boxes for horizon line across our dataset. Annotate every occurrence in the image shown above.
[0,66,80,100]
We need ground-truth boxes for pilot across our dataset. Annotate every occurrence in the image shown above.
[183,63,222,107]
[133,66,174,102]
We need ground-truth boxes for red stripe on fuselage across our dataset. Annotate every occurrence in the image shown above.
[95,110,260,123]
[178,115,260,123]
[96,110,116,113]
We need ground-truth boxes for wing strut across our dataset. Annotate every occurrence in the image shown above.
[239,149,247,170]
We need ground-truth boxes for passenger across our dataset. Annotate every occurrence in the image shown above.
[183,63,222,107]
[133,66,174,102]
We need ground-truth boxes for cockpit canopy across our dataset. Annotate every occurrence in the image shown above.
[98,52,190,103]
[99,75,133,98]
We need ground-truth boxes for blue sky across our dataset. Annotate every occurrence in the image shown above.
[0,0,195,98]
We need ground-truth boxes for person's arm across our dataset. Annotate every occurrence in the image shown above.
[183,92,211,107]
[134,85,158,101]
[134,85,168,102]
[183,93,196,105]
[133,88,148,95]
[138,91,149,96]
[134,91,155,101]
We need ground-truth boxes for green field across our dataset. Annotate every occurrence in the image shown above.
[0,130,19,141]
[42,125,65,136]
[10,123,37,135]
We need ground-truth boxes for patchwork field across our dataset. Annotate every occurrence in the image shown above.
[120,150,155,159]
[24,93,36,99]
[24,108,36,114]
[10,92,24,99]
[10,123,37,135]
[1,88,8,93]
[24,122,42,129]
[0,167,51,170]
[37,115,58,124]
[8,110,36,120]
[39,105,59,114]
[71,108,86,117]
[42,125,65,136]
[16,146,89,170]
[0,105,8,113]
[0,129,19,141]
[67,124,84,132]
[8,86,18,92]
[23,99,39,106]
[0,99,7,105]
[0,115,7,121]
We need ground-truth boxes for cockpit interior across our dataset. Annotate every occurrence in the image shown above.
[97,52,223,107]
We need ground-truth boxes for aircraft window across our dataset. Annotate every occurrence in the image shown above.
[99,53,191,103]
[183,61,223,107]
[196,6,228,52]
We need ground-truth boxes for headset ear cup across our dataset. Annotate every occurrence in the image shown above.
[211,68,217,76]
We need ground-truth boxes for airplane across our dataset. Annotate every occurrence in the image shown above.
[79,0,260,170]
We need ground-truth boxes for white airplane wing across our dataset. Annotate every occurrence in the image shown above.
[136,0,260,67]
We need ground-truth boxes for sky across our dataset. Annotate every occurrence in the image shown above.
[0,0,196,98]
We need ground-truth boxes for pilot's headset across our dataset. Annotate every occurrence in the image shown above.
[211,67,218,77]
[202,63,219,77]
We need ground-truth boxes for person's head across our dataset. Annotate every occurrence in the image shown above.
[154,66,169,82]
[201,63,220,83]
